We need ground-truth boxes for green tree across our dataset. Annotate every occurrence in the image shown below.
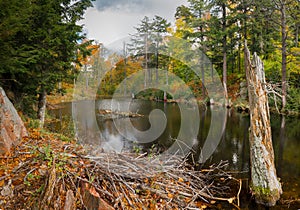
[0,0,93,127]
[0,0,31,91]
[176,0,235,102]
[208,0,237,106]
[128,16,170,88]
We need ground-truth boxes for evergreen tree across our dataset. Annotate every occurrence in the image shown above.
[128,16,170,87]
[0,0,31,89]
[0,0,93,127]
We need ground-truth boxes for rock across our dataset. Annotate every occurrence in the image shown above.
[0,87,28,154]
[81,182,114,210]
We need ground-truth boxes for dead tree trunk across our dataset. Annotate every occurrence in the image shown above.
[244,43,282,206]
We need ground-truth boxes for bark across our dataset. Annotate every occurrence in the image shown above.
[280,1,287,111]
[222,3,229,107]
[37,89,47,128]
[244,42,282,206]
[39,163,56,209]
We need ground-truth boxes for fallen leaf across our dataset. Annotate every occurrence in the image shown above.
[0,180,4,187]
[168,193,174,198]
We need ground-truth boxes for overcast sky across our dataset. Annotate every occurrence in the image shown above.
[81,0,188,45]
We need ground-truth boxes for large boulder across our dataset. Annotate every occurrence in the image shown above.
[0,87,27,154]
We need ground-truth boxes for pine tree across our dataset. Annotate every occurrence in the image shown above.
[0,0,93,127]
[128,16,170,87]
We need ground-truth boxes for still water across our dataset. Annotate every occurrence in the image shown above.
[49,99,300,206]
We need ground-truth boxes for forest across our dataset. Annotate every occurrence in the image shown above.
[0,0,299,209]
[95,0,300,114]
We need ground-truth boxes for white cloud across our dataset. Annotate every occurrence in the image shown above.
[81,0,188,45]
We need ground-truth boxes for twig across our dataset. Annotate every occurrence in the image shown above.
[237,179,242,207]
[23,167,37,183]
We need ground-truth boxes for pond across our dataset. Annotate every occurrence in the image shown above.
[49,99,300,208]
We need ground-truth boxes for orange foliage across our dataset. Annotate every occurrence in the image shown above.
[76,40,101,69]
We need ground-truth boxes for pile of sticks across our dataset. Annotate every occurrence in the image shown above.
[0,131,241,209]
[72,152,242,209]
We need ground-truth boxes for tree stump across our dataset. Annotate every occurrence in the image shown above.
[244,43,282,206]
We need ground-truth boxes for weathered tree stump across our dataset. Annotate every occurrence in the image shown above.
[244,43,282,206]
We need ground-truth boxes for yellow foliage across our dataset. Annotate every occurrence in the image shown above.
[170,17,194,38]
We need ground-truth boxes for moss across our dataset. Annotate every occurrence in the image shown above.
[251,184,281,206]
[253,185,272,195]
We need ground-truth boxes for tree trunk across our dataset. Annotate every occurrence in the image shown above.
[222,3,229,107]
[156,34,159,85]
[201,53,206,98]
[144,34,148,88]
[280,1,287,111]
[238,41,241,73]
[37,89,47,128]
[244,43,282,206]
[123,42,127,96]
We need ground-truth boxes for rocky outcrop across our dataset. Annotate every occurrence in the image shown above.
[0,87,27,154]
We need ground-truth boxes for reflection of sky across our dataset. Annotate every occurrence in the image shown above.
[97,99,181,151]
[101,132,123,152]
[80,0,188,44]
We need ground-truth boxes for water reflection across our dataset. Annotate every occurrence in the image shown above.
[201,109,250,173]
[49,100,300,180]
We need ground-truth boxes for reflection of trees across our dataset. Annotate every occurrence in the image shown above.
[197,109,251,172]
[277,116,285,177]
[275,116,300,178]
[73,100,101,146]
[240,114,250,173]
